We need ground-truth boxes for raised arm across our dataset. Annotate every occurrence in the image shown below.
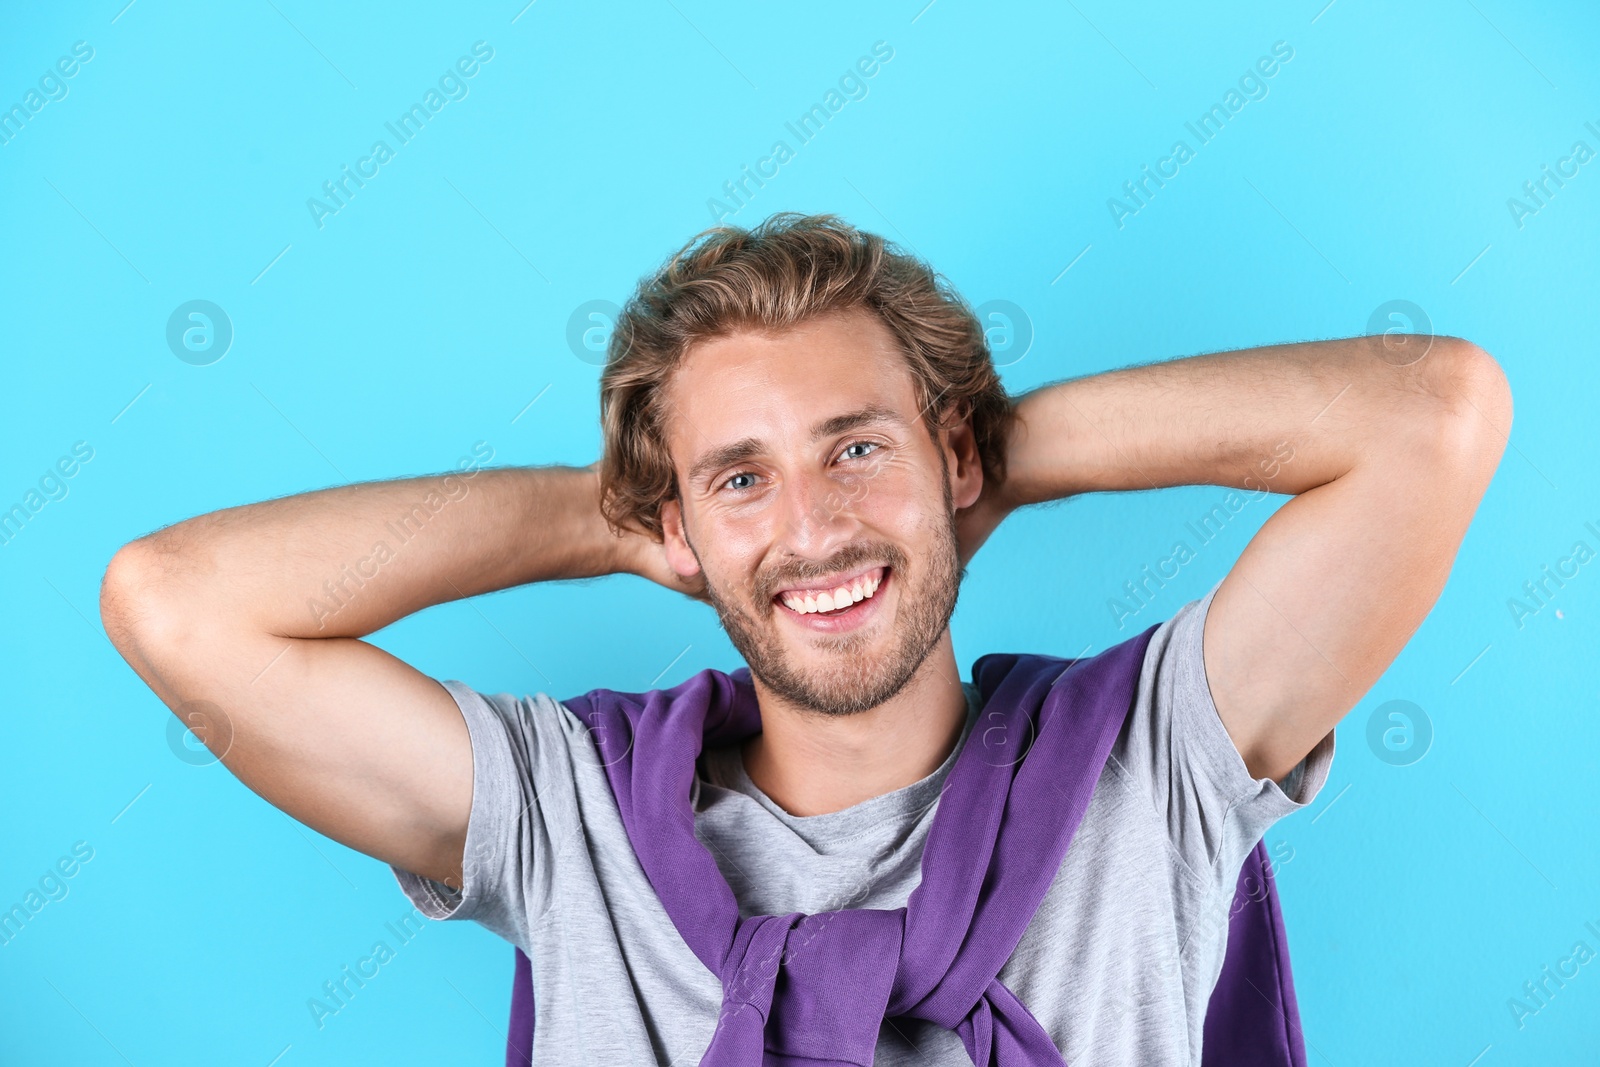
[98,458,661,889]
[974,333,1512,781]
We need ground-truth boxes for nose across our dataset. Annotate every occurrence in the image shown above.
[774,462,865,562]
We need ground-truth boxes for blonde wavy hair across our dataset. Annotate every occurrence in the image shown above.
[597,212,1016,541]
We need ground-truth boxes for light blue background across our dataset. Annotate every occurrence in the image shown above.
[3,1,1597,1063]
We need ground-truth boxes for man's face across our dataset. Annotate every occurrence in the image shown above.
[658,307,983,717]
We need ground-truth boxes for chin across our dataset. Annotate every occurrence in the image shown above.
[762,638,918,717]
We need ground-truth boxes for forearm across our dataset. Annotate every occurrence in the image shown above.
[986,332,1511,781]
[998,334,1501,507]
[113,461,622,641]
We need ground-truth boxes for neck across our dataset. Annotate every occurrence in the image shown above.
[741,636,970,816]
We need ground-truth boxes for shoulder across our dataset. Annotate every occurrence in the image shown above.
[1136,579,1335,805]
[436,679,595,752]
[1107,579,1335,879]
[438,664,759,790]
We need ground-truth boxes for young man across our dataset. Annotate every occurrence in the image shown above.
[100,213,1511,1064]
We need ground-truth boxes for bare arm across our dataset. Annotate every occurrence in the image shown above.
[99,458,676,889]
[970,333,1512,781]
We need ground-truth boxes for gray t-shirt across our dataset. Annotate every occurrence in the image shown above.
[393,579,1335,1065]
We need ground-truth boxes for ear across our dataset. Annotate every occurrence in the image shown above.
[940,406,984,511]
[659,498,704,580]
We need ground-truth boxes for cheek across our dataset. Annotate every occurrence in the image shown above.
[706,514,771,560]
[858,478,936,532]
[696,524,768,592]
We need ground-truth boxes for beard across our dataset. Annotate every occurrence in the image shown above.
[694,465,964,718]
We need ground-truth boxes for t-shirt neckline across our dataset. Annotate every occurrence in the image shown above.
[700,681,984,841]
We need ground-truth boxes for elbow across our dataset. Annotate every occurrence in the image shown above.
[1420,337,1514,473]
[99,540,182,654]
[100,543,142,648]
[1439,337,1513,432]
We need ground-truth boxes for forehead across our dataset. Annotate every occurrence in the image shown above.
[662,308,923,477]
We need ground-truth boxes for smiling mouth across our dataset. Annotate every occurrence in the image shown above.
[772,565,888,616]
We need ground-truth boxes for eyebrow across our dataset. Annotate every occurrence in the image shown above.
[686,403,907,488]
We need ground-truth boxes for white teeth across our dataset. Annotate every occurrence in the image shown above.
[780,571,883,615]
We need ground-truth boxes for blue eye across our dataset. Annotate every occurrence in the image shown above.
[719,442,880,493]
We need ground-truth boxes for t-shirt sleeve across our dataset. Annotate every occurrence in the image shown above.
[1112,576,1336,887]
[388,680,582,953]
